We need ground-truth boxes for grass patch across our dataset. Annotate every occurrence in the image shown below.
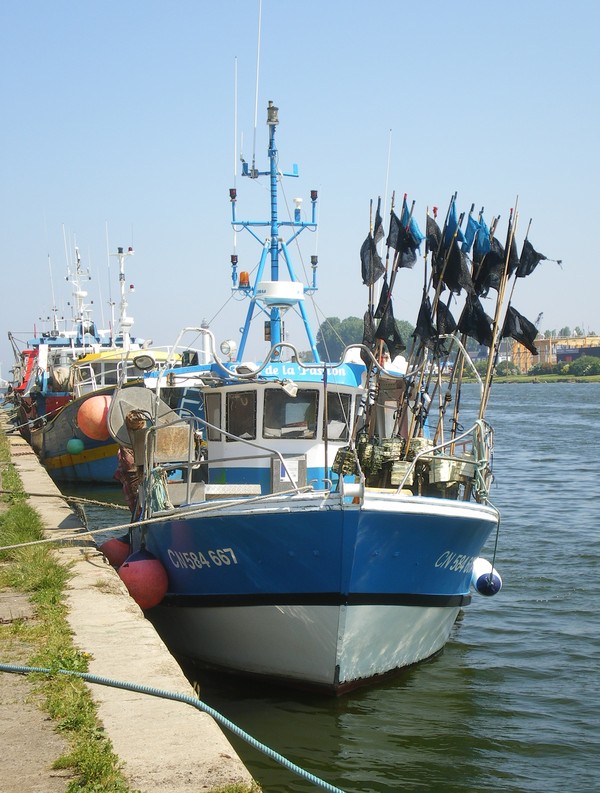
[0,434,136,792]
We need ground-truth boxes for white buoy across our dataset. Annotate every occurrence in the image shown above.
[471,557,502,596]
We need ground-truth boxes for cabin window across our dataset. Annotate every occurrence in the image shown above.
[324,392,351,440]
[205,392,222,441]
[226,391,257,441]
[263,388,318,439]
[99,362,120,385]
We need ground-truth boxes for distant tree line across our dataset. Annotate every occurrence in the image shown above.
[543,326,597,338]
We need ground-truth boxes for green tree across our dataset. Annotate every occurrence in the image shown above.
[397,320,416,347]
[316,316,363,361]
[569,355,600,376]
[315,316,415,361]
[496,360,518,376]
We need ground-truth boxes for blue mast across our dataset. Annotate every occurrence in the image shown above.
[230,101,320,363]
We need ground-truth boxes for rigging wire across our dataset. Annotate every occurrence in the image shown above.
[105,221,114,333]
[250,0,262,174]
[232,56,238,261]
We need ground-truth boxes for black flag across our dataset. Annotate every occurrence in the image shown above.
[517,239,547,278]
[442,244,474,295]
[375,297,406,359]
[474,237,505,297]
[374,277,390,319]
[502,305,539,355]
[373,197,385,244]
[458,297,494,348]
[436,301,457,337]
[507,233,520,278]
[414,295,437,347]
[361,308,376,365]
[360,233,385,286]
[426,213,442,257]
[387,211,418,269]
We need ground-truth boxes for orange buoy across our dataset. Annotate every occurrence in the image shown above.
[118,549,168,610]
[99,534,131,568]
[77,395,112,441]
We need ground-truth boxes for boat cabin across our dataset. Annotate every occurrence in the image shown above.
[203,379,356,492]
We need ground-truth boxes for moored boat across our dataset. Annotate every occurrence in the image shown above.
[7,245,126,439]
[108,101,548,693]
[28,246,169,484]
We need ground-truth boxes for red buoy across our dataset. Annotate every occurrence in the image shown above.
[99,534,131,568]
[118,549,168,610]
[77,395,112,441]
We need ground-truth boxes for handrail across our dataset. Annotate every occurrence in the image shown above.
[141,413,303,497]
[392,418,493,498]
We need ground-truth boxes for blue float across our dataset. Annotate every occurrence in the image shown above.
[66,437,85,455]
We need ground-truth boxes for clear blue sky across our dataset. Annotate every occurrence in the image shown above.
[1,0,598,375]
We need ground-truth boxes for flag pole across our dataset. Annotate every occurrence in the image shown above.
[479,199,519,418]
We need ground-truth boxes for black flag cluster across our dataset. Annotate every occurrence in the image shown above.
[429,208,474,297]
[359,195,554,356]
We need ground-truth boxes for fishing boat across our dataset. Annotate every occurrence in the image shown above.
[28,246,167,484]
[106,101,547,693]
[7,245,118,440]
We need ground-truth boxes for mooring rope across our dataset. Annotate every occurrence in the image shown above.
[0,663,348,793]
[0,486,318,552]
[0,489,129,510]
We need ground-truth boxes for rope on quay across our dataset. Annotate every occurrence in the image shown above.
[0,663,348,793]
[0,489,130,511]
[0,486,316,552]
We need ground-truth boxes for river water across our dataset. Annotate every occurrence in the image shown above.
[73,382,600,793]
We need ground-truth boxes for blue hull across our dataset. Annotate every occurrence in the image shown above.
[139,495,496,604]
[134,493,498,691]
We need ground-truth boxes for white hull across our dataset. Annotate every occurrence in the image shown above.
[149,602,461,692]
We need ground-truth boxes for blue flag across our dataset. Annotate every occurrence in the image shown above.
[473,214,491,263]
[443,199,466,248]
[462,213,480,254]
[401,199,425,248]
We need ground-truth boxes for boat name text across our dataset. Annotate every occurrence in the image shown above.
[435,551,476,573]
[167,547,238,570]
[262,364,348,378]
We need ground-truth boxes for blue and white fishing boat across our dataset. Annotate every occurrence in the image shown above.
[109,101,515,693]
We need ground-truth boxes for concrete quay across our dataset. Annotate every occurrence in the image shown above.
[1,425,255,792]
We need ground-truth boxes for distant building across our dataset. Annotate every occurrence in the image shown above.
[510,335,600,373]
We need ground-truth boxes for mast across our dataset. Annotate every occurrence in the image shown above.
[110,246,135,350]
[66,245,94,343]
[230,101,320,362]
[267,101,282,347]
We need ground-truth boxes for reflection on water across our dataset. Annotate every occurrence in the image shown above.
[66,384,600,792]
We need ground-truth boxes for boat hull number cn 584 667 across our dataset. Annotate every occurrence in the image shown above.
[435,550,477,573]
[167,547,238,570]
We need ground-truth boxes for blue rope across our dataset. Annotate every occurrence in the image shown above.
[0,663,347,793]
